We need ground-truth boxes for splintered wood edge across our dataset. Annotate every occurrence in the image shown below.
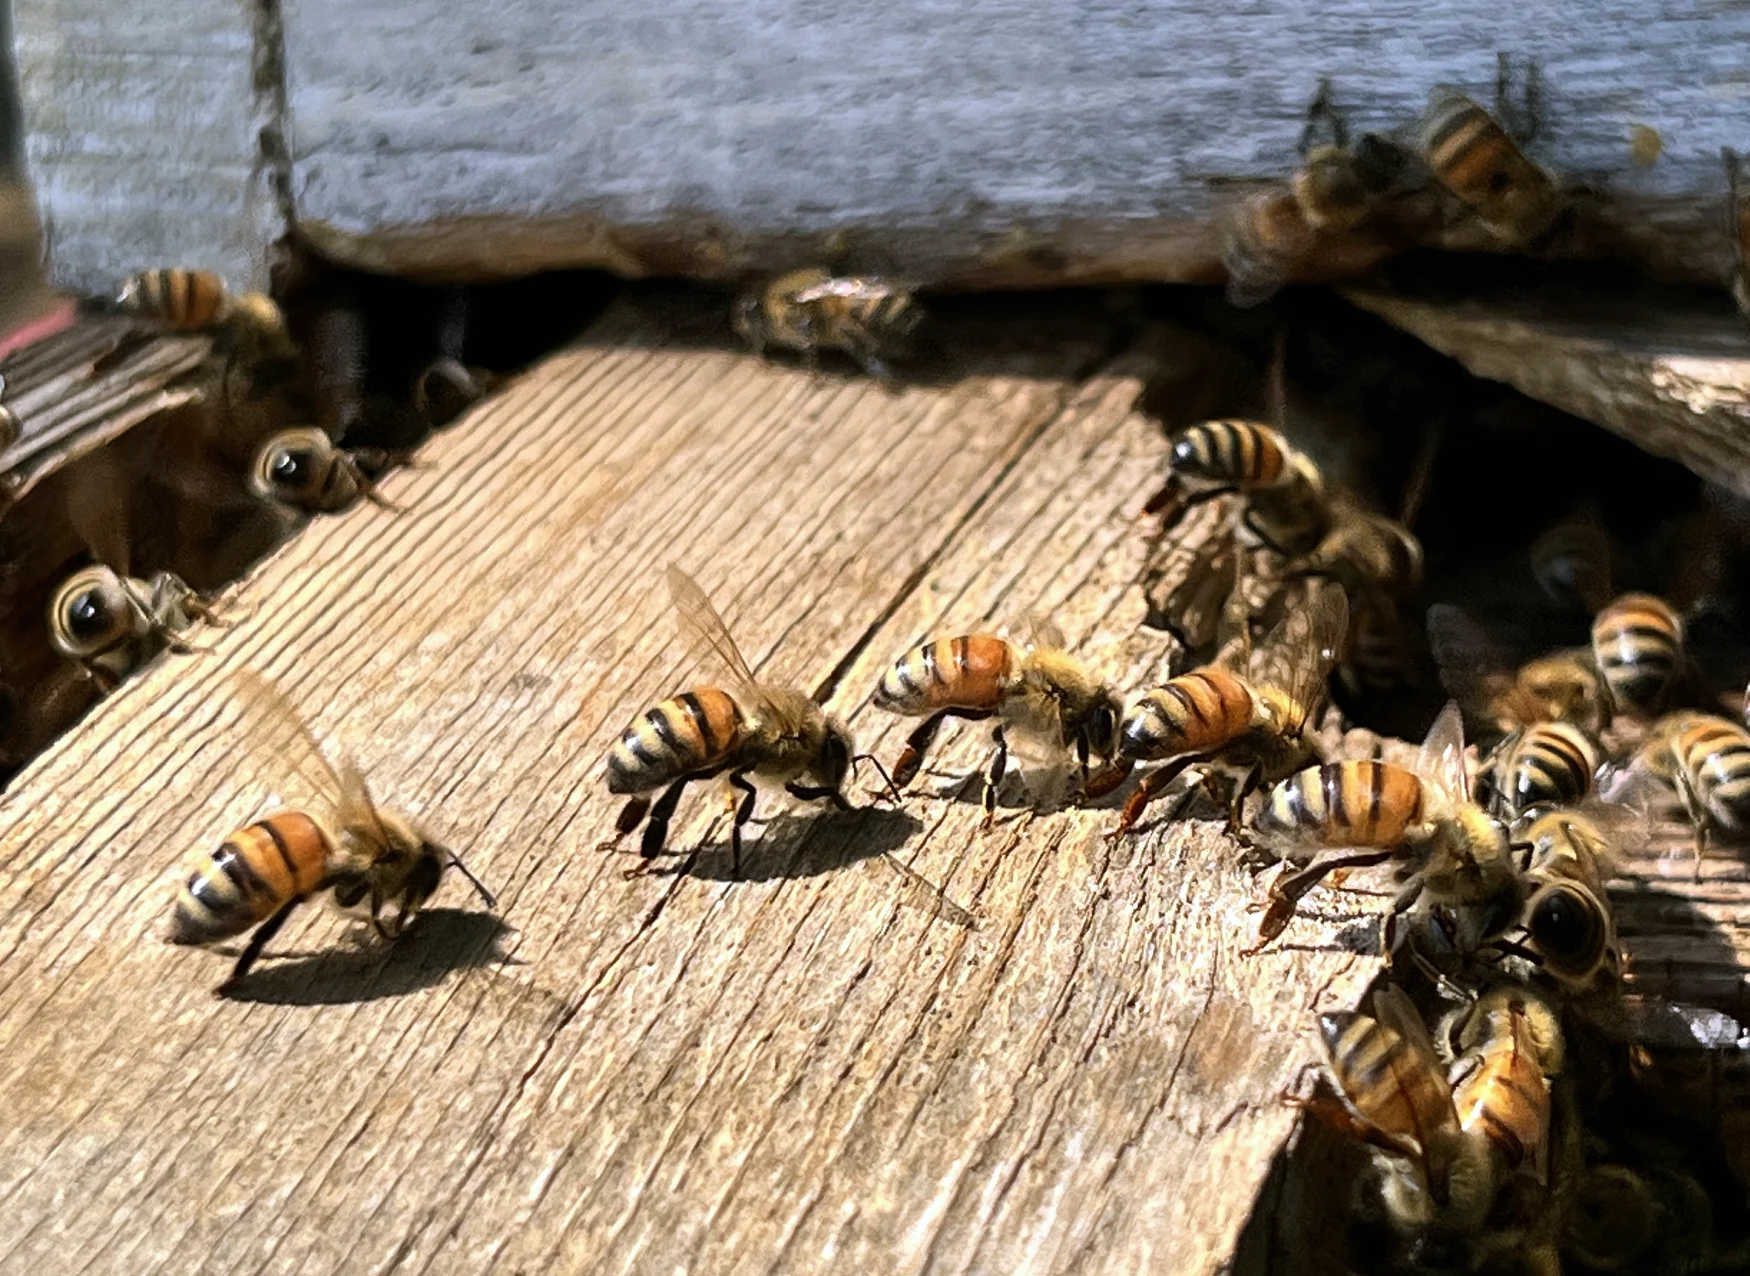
[0,299,1380,1276]
[1344,288,1750,500]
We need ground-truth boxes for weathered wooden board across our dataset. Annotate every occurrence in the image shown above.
[17,0,1750,293]
[0,293,1384,1274]
[13,0,284,297]
[1345,287,1750,501]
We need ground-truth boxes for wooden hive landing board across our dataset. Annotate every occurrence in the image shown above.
[0,293,1380,1275]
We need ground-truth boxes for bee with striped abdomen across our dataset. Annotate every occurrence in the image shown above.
[875,619,1122,826]
[1440,986,1564,1210]
[169,673,495,994]
[1726,148,1749,319]
[604,566,865,875]
[115,267,297,368]
[1427,603,1609,736]
[1247,701,1517,956]
[1590,591,1684,717]
[249,427,411,515]
[1476,721,1602,821]
[1296,984,1495,1234]
[1144,419,1330,553]
[1104,579,1346,835]
[1613,711,1750,868]
[1419,56,1563,247]
[732,268,922,382]
[1506,809,1619,994]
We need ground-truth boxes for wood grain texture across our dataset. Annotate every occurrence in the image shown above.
[0,293,1385,1275]
[1346,287,1750,500]
[13,0,283,297]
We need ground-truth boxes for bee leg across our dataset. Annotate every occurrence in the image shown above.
[786,780,853,813]
[634,780,690,869]
[981,727,1008,831]
[1109,755,1201,839]
[217,897,304,995]
[1378,876,1425,968]
[1226,762,1263,833]
[893,711,952,788]
[727,769,757,878]
[596,795,652,855]
[1082,758,1134,802]
[1241,849,1394,956]
[1671,765,1709,880]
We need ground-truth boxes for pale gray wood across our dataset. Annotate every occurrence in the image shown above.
[14,0,283,297]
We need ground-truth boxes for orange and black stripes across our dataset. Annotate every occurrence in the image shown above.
[1119,668,1256,760]
[1492,722,1600,817]
[1592,592,1682,714]
[1259,759,1426,848]
[1418,86,1558,243]
[1318,1007,1457,1157]
[875,634,1014,717]
[1453,1009,1549,1172]
[117,268,231,330]
[607,687,746,795]
[1167,420,1289,490]
[1674,715,1750,829]
[170,812,330,945]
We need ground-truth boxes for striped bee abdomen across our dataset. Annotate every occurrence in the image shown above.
[1454,1035,1546,1171]
[1680,717,1750,828]
[1420,92,1512,204]
[118,268,230,330]
[1258,760,1426,848]
[874,635,1013,716]
[858,292,921,343]
[606,687,746,795]
[1121,668,1256,760]
[1591,593,1681,713]
[1169,420,1288,489]
[1318,1010,1453,1143]
[170,812,330,945]
[1499,722,1599,815]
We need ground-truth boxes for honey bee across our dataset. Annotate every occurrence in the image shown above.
[168,673,495,994]
[1427,603,1609,735]
[604,566,864,875]
[1144,420,1331,553]
[1590,591,1683,717]
[1419,56,1563,247]
[1476,722,1602,820]
[1286,505,1424,601]
[1290,79,1415,234]
[1104,580,1347,835]
[249,427,409,514]
[115,268,297,366]
[1442,985,1564,1198]
[875,619,1123,825]
[1615,711,1750,864]
[732,269,922,382]
[1505,809,1619,993]
[1299,984,1495,1232]
[1247,701,1517,956]
[1725,148,1749,319]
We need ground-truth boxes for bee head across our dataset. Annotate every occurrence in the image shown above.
[49,566,133,659]
[1423,808,1517,906]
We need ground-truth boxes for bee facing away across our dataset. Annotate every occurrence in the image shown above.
[1476,721,1602,821]
[115,268,297,367]
[1419,56,1563,247]
[1726,148,1749,319]
[1289,81,1414,233]
[1102,580,1347,836]
[732,269,922,382]
[1590,591,1683,717]
[1247,701,1517,957]
[169,673,495,994]
[1506,809,1619,994]
[1613,711,1750,867]
[249,427,410,515]
[875,620,1123,826]
[603,566,864,876]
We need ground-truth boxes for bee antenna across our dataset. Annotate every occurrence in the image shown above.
[852,752,906,807]
[440,846,498,910]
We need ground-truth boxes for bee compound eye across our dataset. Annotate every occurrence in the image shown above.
[269,447,315,489]
[64,588,114,642]
[1530,888,1598,968]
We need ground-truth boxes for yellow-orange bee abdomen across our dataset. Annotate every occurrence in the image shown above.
[1169,420,1289,490]
[1591,593,1682,714]
[1119,668,1257,761]
[1674,715,1750,830]
[117,268,231,330]
[606,687,747,795]
[874,635,1015,717]
[170,812,330,945]
[1318,1006,1455,1148]
[1258,760,1427,848]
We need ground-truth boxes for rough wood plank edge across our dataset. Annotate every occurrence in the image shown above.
[1344,287,1750,500]
[0,296,1381,1275]
[0,317,212,499]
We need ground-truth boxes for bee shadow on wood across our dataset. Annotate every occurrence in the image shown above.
[220,908,519,1006]
[671,804,924,884]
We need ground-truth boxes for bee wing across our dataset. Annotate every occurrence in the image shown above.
[1414,700,1471,808]
[229,671,347,816]
[1145,516,1239,657]
[1425,603,1508,718]
[1022,612,1068,653]
[1369,984,1463,1174]
[1248,579,1347,733]
[666,564,773,707]
[787,277,899,304]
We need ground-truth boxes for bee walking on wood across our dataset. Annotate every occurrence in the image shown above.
[732,269,922,382]
[250,426,412,515]
[1247,701,1516,957]
[169,673,495,995]
[115,267,297,365]
[604,566,874,876]
[1476,721,1602,820]
[1144,419,1329,552]
[1419,55,1563,247]
[875,620,1123,826]
[1102,580,1347,836]
[1590,591,1684,717]
[1612,711,1750,869]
